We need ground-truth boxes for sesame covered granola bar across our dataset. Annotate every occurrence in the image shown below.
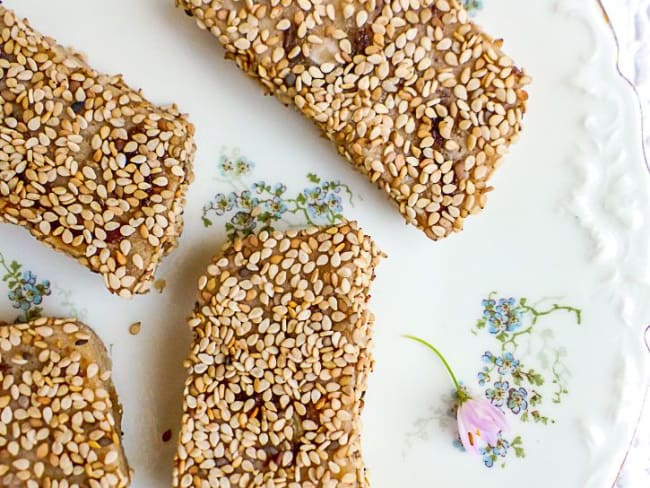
[0,7,196,297]
[178,0,529,240]
[0,318,130,487]
[173,222,383,488]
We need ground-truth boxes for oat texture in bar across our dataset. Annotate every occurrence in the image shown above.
[0,7,196,296]
[173,222,383,488]
[0,318,130,487]
[178,0,529,240]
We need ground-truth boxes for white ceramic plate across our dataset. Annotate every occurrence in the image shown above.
[1,0,649,486]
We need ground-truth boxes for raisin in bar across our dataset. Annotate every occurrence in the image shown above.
[0,7,196,296]
[173,222,383,488]
[177,0,529,240]
[0,318,130,487]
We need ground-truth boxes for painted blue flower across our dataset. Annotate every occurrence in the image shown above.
[494,437,510,457]
[480,448,495,468]
[211,193,237,215]
[304,187,324,203]
[497,298,523,330]
[265,196,287,218]
[319,180,342,193]
[234,157,253,176]
[273,183,287,196]
[487,316,503,334]
[8,272,51,312]
[307,203,328,221]
[481,298,496,310]
[496,351,519,375]
[463,0,484,13]
[485,380,509,407]
[507,387,529,415]
[482,351,494,363]
[325,193,343,213]
[218,154,254,177]
[478,435,509,468]
[8,289,28,311]
[217,156,235,177]
[484,297,523,334]
[27,284,45,305]
[237,190,259,210]
[21,271,37,286]
[252,181,267,194]
[505,312,523,332]
[477,369,490,386]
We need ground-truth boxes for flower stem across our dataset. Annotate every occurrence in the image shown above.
[0,252,11,275]
[287,203,316,226]
[403,335,464,396]
[520,303,582,325]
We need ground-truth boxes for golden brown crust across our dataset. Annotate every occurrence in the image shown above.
[0,7,196,296]
[177,0,528,240]
[0,318,130,487]
[173,222,383,487]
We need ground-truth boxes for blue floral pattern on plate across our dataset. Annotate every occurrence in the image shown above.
[0,251,84,323]
[0,252,51,322]
[468,293,582,467]
[202,148,356,240]
[463,0,484,13]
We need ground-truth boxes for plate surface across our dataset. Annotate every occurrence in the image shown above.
[1,1,649,487]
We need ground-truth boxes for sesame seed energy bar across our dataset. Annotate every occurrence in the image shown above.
[0,318,130,487]
[0,7,196,296]
[173,222,383,488]
[177,0,529,240]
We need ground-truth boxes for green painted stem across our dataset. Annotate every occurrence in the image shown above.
[521,303,582,325]
[341,184,355,206]
[501,326,534,348]
[403,335,465,398]
[287,203,316,226]
[0,253,12,275]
